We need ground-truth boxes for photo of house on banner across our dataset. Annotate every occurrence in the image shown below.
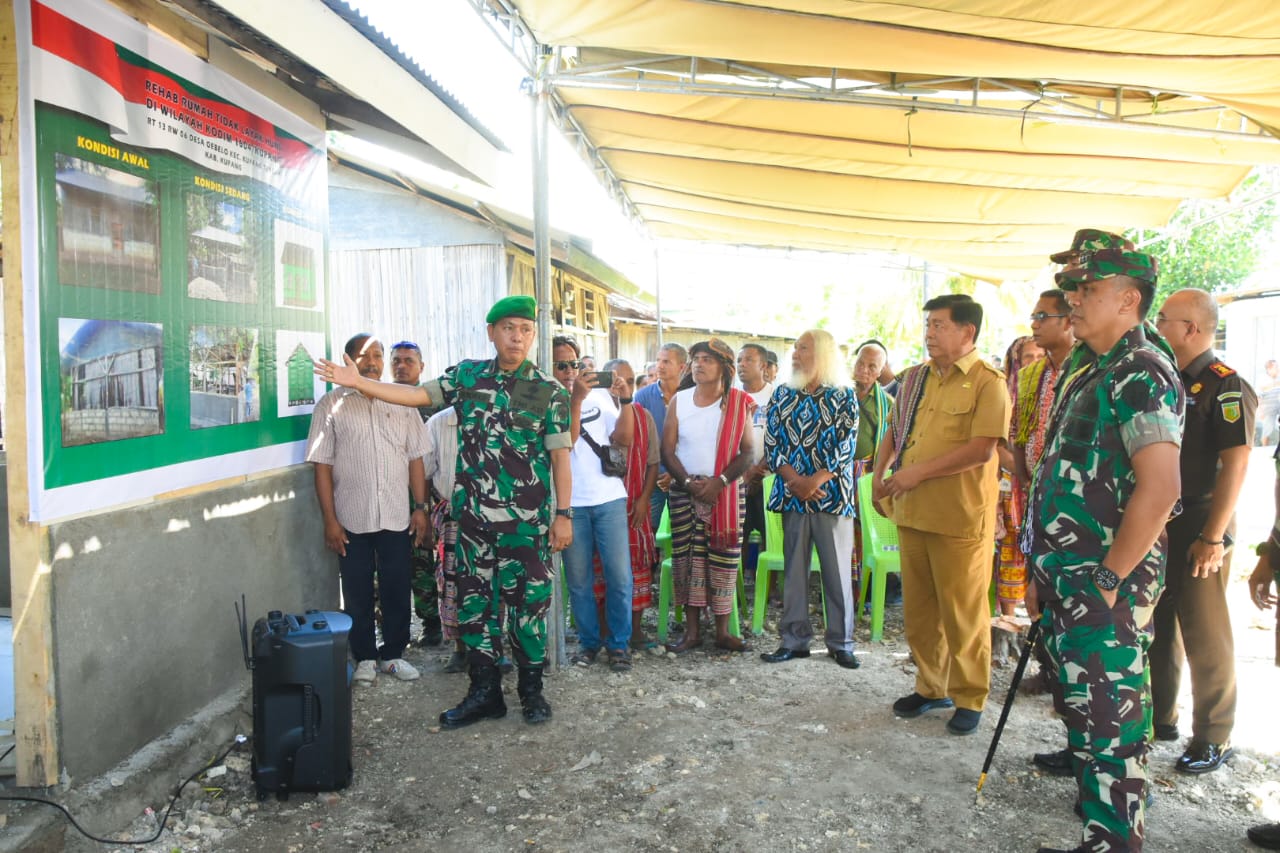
[273,219,323,310]
[275,329,325,418]
[59,318,164,447]
[186,188,263,303]
[189,325,261,429]
[54,153,161,294]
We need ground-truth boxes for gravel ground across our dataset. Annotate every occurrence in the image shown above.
[38,448,1280,852]
[67,580,1278,853]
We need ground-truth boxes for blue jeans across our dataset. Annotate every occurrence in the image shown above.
[338,527,412,662]
[648,489,668,532]
[563,498,633,651]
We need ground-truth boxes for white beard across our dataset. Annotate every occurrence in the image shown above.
[787,367,815,390]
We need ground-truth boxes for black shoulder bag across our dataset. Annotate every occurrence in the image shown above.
[579,428,628,478]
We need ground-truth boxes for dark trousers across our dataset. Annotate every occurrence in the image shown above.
[741,484,767,550]
[339,527,412,662]
[1150,507,1237,743]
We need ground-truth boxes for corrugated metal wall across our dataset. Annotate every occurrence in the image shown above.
[328,244,505,375]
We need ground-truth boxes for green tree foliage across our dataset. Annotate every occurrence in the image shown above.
[1129,169,1278,309]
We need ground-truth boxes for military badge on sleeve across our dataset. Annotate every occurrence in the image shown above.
[1221,399,1242,423]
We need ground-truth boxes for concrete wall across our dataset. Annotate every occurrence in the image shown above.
[46,464,336,781]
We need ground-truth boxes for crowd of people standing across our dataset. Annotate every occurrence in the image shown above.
[310,225,1280,853]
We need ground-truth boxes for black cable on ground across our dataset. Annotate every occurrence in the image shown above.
[0,732,249,845]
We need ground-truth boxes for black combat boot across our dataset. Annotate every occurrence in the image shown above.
[439,663,506,729]
[516,665,552,724]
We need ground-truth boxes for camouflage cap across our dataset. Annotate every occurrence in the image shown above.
[1054,248,1159,289]
[1048,229,1135,264]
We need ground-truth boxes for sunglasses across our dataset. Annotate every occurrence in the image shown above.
[1029,312,1070,321]
[554,360,582,371]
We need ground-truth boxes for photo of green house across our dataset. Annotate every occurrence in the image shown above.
[273,219,323,310]
[280,241,316,307]
[286,342,316,408]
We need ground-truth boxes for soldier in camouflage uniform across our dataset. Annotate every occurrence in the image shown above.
[319,295,573,728]
[1028,243,1184,853]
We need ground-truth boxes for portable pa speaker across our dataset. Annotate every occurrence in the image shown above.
[239,607,353,800]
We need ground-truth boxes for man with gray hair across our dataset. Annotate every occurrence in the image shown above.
[634,342,689,529]
[1149,288,1255,774]
[760,330,861,668]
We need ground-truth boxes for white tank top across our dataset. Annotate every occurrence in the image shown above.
[673,387,722,477]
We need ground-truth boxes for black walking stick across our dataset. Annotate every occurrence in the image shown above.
[975,618,1043,801]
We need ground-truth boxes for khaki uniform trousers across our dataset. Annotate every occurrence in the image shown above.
[899,526,992,711]
[1150,506,1237,744]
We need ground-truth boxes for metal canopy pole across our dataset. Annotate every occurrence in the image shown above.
[531,46,566,669]
[653,244,664,350]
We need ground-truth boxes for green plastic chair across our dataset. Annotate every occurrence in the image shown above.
[655,504,672,562]
[751,475,825,636]
[856,472,902,642]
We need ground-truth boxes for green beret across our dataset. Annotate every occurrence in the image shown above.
[1049,229,1134,264]
[486,295,536,324]
[1054,248,1159,290]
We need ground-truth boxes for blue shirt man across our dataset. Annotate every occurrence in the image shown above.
[634,342,687,529]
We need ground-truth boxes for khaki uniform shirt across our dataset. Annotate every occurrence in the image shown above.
[887,350,1010,540]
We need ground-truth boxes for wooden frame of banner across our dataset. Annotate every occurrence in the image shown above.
[2,0,59,787]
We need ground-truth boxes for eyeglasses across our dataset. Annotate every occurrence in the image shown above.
[553,360,582,371]
[1029,312,1070,322]
[1154,316,1194,328]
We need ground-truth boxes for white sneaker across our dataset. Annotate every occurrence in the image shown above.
[378,658,420,681]
[353,660,377,684]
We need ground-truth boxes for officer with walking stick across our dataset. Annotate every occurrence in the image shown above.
[1026,242,1184,853]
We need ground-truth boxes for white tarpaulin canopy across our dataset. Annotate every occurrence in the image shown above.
[480,0,1280,279]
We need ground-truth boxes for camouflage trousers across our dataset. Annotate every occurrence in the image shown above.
[410,540,441,633]
[1044,576,1160,853]
[454,514,553,667]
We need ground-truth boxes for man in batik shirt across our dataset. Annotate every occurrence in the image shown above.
[760,329,860,669]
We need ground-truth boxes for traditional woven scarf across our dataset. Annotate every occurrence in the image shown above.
[1014,357,1050,446]
[706,387,751,551]
[888,363,929,472]
[860,381,892,457]
[625,406,657,570]
[1020,352,1098,556]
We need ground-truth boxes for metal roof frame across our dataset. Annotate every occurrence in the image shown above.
[468,0,1277,267]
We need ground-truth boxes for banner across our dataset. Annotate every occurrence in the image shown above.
[16,0,330,521]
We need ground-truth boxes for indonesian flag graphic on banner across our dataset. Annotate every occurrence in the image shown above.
[28,0,322,189]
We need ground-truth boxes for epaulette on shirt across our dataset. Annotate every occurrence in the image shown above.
[979,360,1005,378]
[1209,361,1236,378]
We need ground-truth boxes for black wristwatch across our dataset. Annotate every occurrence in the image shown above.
[413,501,428,512]
[1091,564,1121,592]
[556,507,574,519]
